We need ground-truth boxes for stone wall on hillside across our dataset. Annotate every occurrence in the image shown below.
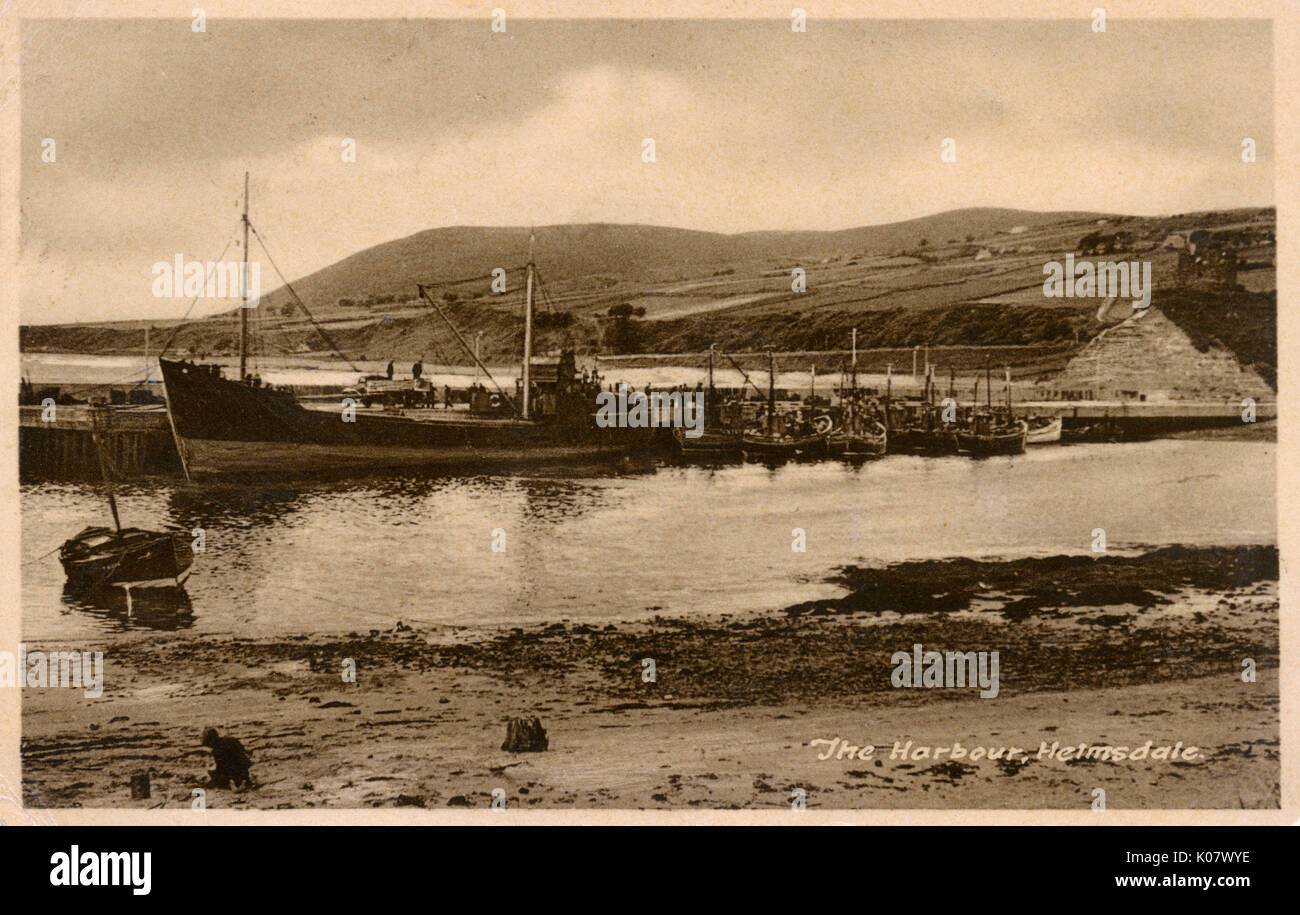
[1044,307,1275,401]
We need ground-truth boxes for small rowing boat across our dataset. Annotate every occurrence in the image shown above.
[60,405,195,594]
[61,527,194,592]
[1025,415,1063,445]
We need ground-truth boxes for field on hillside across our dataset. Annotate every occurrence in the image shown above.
[20,208,1275,385]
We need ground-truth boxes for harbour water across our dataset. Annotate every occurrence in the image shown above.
[21,439,1275,642]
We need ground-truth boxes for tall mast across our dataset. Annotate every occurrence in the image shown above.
[767,349,775,431]
[238,171,250,381]
[707,345,714,392]
[521,230,535,420]
[851,327,857,393]
[985,359,992,410]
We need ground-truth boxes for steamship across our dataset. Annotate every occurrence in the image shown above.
[159,177,646,480]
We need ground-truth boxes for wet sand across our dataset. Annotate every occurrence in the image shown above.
[22,546,1279,809]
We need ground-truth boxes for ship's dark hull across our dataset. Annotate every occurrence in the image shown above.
[887,428,958,455]
[829,423,888,458]
[741,433,829,459]
[160,359,642,478]
[955,421,1029,456]
[674,428,743,456]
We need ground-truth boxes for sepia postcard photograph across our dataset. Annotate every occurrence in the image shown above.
[1,0,1295,847]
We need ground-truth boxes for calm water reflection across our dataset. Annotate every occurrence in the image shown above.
[21,440,1275,641]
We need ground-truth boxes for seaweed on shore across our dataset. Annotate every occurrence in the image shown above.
[787,545,1277,619]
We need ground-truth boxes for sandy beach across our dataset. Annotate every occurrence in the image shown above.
[21,545,1278,810]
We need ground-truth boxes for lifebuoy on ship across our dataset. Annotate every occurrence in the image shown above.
[813,415,833,434]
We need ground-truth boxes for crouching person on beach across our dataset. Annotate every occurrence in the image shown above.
[201,727,254,791]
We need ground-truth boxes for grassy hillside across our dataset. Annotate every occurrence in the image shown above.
[21,206,1275,387]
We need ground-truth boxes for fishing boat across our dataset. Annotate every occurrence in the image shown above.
[674,347,743,458]
[1025,415,1063,444]
[830,329,887,458]
[60,407,194,593]
[952,362,1028,456]
[955,413,1029,456]
[885,401,958,455]
[739,350,829,460]
[159,176,648,480]
[742,430,829,459]
[829,420,888,458]
[675,427,743,457]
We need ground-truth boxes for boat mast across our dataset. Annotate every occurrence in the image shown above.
[767,349,776,432]
[848,328,858,426]
[985,359,992,410]
[522,230,535,420]
[851,327,857,392]
[90,408,121,534]
[238,171,250,381]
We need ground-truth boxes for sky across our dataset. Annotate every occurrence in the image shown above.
[20,18,1274,323]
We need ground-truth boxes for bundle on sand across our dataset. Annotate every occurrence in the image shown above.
[501,717,548,753]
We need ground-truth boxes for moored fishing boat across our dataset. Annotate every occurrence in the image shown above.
[673,347,742,458]
[675,427,743,457]
[739,349,829,460]
[829,420,887,458]
[955,414,1029,456]
[830,329,887,459]
[741,431,829,459]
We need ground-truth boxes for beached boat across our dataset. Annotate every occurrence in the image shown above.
[1025,415,1063,444]
[158,176,647,480]
[955,415,1028,456]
